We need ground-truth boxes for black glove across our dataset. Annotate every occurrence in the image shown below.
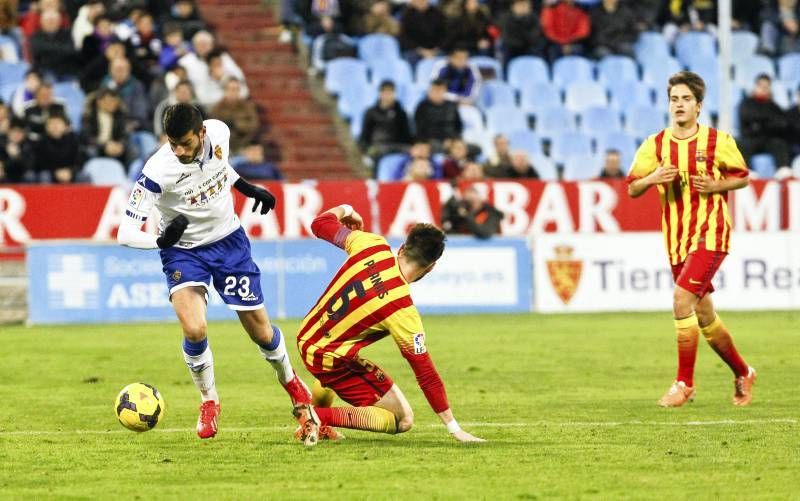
[234,178,276,215]
[157,215,188,249]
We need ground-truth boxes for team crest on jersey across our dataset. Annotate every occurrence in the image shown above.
[214,145,222,159]
[696,150,707,162]
[413,333,427,354]
[546,245,583,305]
[128,186,144,208]
[172,270,181,281]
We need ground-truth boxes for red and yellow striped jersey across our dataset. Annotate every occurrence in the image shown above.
[627,126,748,265]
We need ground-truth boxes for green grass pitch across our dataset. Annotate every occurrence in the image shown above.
[1,311,798,499]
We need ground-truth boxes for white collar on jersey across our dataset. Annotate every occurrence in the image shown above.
[191,134,213,169]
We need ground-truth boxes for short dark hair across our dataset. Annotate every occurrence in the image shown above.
[163,103,203,138]
[755,73,771,83]
[379,80,395,91]
[403,224,446,267]
[431,78,446,88]
[667,71,705,103]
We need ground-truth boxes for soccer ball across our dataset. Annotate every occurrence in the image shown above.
[114,383,165,432]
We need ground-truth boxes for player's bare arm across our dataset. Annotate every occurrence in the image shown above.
[436,408,485,443]
[628,164,679,198]
[322,204,364,230]
[691,174,749,194]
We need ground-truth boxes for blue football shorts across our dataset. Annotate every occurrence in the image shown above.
[159,227,264,310]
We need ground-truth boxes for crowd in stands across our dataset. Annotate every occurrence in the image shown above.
[0,0,282,185]
[284,0,800,185]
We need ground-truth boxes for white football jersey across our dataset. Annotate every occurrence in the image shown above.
[124,119,242,248]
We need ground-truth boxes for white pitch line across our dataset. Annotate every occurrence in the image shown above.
[0,419,795,436]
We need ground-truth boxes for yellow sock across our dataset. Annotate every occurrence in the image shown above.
[316,406,398,434]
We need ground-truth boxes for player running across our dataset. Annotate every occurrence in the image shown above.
[627,71,756,407]
[292,204,484,444]
[118,103,317,442]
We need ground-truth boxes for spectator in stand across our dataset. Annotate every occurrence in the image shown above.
[444,0,494,55]
[658,0,719,41]
[232,141,283,180]
[786,84,800,158]
[483,133,513,177]
[361,0,400,36]
[0,117,33,182]
[630,0,663,31]
[397,140,441,179]
[34,112,80,183]
[101,57,150,131]
[0,0,18,39]
[441,184,503,239]
[80,88,129,164]
[597,148,625,179]
[194,50,245,108]
[71,0,105,50]
[30,9,80,80]
[589,0,637,58]
[499,0,546,63]
[770,0,800,55]
[0,101,9,135]
[359,80,413,165]
[23,82,67,142]
[403,157,435,181]
[127,12,162,87]
[540,0,591,61]
[8,70,42,118]
[153,79,203,136]
[302,0,344,38]
[310,15,356,73]
[20,0,71,39]
[414,78,463,149]
[738,73,791,171]
[441,137,472,178]
[432,47,482,105]
[459,161,485,181]
[159,0,207,41]
[399,0,447,65]
[81,38,127,94]
[159,23,192,71]
[209,77,261,154]
[503,150,540,178]
[180,31,248,101]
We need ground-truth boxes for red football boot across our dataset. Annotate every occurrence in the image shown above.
[282,370,312,406]
[197,400,220,439]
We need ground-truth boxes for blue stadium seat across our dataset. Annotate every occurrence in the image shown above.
[580,106,622,136]
[792,155,800,178]
[400,84,427,114]
[734,55,775,87]
[506,56,549,90]
[350,113,362,138]
[337,84,377,120]
[469,55,503,80]
[463,128,492,157]
[53,82,85,132]
[641,57,682,88]
[358,34,401,64]
[324,58,369,95]
[595,130,638,166]
[369,58,413,88]
[458,104,485,135]
[0,61,29,87]
[550,131,593,163]
[129,131,158,161]
[415,56,445,87]
[0,82,16,103]
[552,56,595,90]
[635,32,670,63]
[534,106,577,139]
[674,31,716,67]
[564,81,608,112]
[506,129,543,156]
[624,106,667,140]
[376,153,407,181]
[519,81,561,114]
[749,153,776,178]
[478,81,516,109]
[770,80,791,109]
[687,54,722,86]
[778,53,800,88]
[562,153,602,181]
[597,55,639,84]
[530,153,558,181]
[731,31,759,63]
[83,157,129,186]
[608,80,654,110]
[486,106,529,135]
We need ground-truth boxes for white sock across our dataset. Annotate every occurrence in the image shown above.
[258,326,294,385]
[184,346,219,403]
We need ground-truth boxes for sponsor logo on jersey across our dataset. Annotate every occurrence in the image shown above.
[176,172,191,184]
[214,145,222,160]
[241,292,259,302]
[129,187,144,208]
[172,270,181,281]
[413,332,426,354]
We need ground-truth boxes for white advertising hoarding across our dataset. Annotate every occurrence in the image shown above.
[533,232,800,312]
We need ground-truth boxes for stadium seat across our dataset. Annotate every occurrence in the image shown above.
[530,153,558,181]
[552,56,595,90]
[674,31,716,67]
[769,80,790,109]
[634,32,670,63]
[749,153,776,178]
[595,130,638,165]
[376,153,407,181]
[0,82,16,103]
[701,81,744,116]
[337,84,377,120]
[561,153,602,181]
[357,34,401,64]
[624,106,668,140]
[549,131,593,163]
[533,106,577,139]
[641,57,682,88]
[506,56,549,90]
[129,131,158,161]
[0,34,19,62]
[0,61,29,87]
[53,82,85,132]
[608,80,654,110]
[506,129,544,156]
[369,58,413,89]
[486,106,529,135]
[458,104,485,135]
[415,56,445,87]
[734,55,775,87]
[778,53,800,88]
[580,106,622,136]
[731,31,760,63]
[83,157,130,186]
[462,127,493,157]
[519,81,561,114]
[469,55,503,80]
[564,81,608,112]
[400,84,427,114]
[687,54,722,86]
[350,113,362,138]
[324,58,369,95]
[597,55,639,85]
[478,81,516,109]
[792,155,800,178]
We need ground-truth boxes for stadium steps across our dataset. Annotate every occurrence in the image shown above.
[0,258,26,324]
[196,0,363,180]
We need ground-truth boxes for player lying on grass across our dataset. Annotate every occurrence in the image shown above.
[291,204,484,444]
